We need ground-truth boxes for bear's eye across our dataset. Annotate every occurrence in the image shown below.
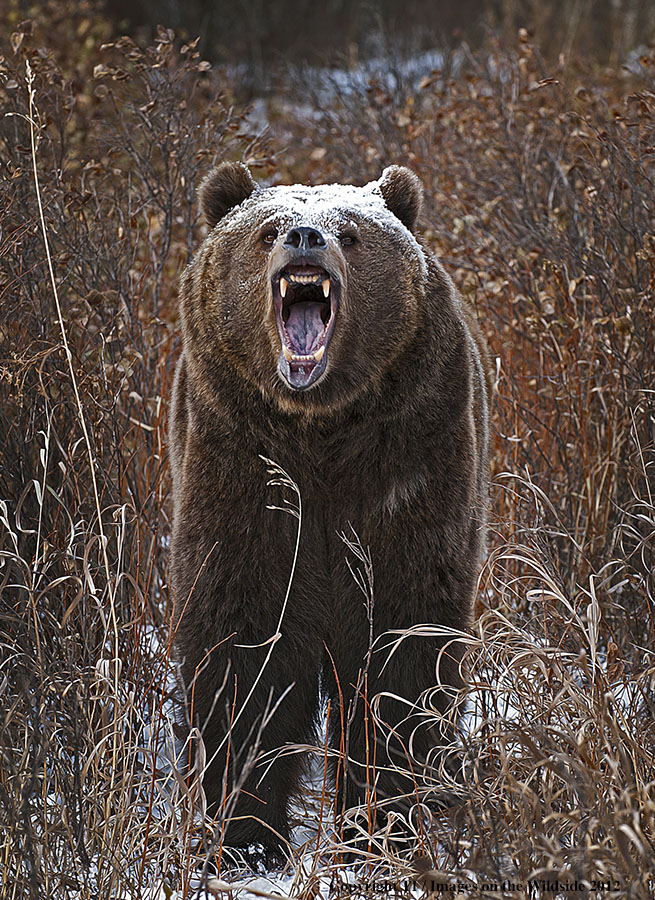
[261,229,278,246]
[339,233,357,247]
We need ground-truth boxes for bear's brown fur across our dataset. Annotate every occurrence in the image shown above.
[170,162,490,861]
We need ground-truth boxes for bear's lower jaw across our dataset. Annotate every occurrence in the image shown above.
[277,345,328,390]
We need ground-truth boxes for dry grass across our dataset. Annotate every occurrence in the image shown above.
[1,7,654,898]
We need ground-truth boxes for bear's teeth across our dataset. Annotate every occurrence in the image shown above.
[280,277,289,298]
[322,278,330,298]
[282,345,324,363]
[289,274,320,284]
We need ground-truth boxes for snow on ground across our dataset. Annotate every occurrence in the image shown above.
[65,617,646,898]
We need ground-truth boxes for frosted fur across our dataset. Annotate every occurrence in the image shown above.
[217,180,428,277]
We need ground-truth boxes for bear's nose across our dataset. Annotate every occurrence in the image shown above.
[283,226,327,251]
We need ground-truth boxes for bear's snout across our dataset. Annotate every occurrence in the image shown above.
[283,226,327,252]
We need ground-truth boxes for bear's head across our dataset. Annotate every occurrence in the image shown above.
[181,162,430,415]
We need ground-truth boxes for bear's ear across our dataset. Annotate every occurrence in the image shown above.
[198,161,258,228]
[377,165,423,232]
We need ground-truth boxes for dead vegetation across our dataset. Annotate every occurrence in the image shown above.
[1,5,654,898]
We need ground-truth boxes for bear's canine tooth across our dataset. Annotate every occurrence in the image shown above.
[282,345,293,361]
[313,345,325,362]
[280,277,289,298]
[322,278,330,298]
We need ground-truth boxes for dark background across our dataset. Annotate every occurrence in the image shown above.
[104,0,655,70]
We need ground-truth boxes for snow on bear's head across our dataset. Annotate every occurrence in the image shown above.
[180,162,429,415]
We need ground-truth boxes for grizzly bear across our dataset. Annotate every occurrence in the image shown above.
[170,161,490,862]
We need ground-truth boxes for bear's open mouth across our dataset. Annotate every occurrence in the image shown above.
[272,264,339,390]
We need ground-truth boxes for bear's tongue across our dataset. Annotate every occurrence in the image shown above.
[284,301,325,354]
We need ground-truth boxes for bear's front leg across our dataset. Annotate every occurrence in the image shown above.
[325,622,466,837]
[323,487,477,835]
[171,435,321,862]
[178,630,319,862]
